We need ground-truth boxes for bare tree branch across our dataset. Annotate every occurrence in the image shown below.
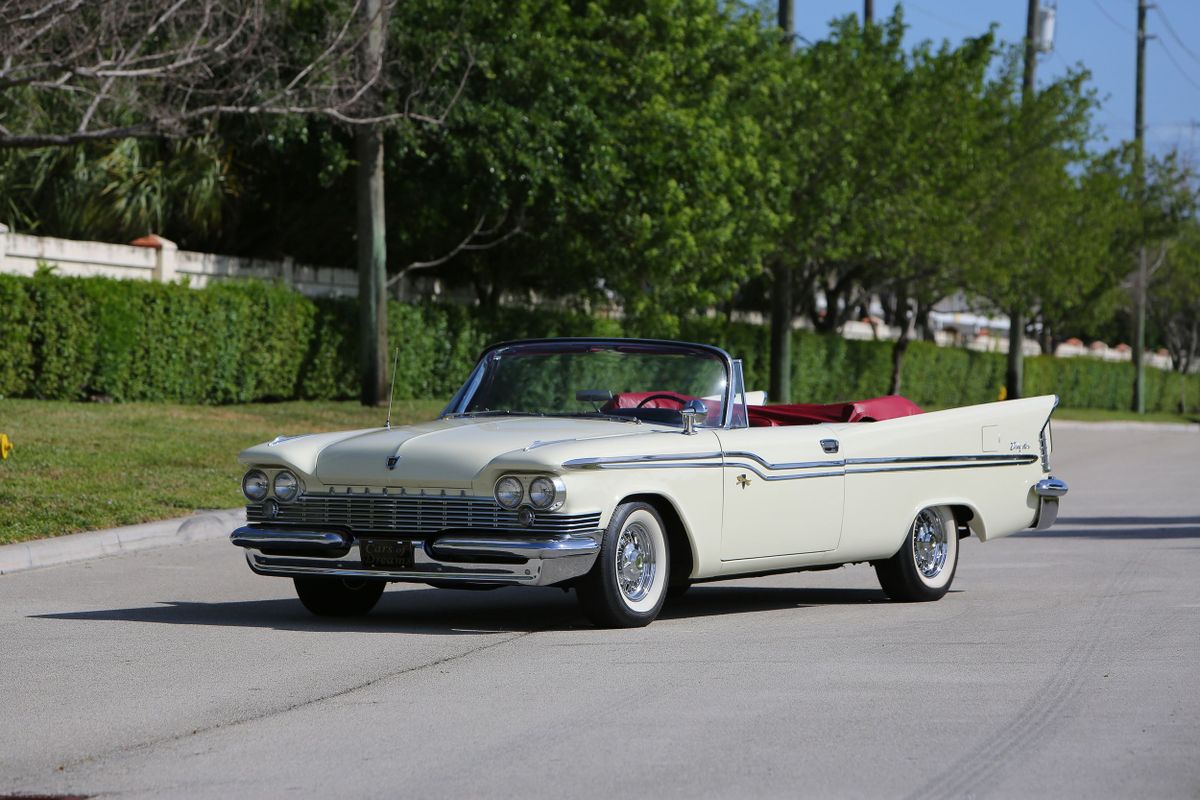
[387,213,523,286]
[0,0,474,149]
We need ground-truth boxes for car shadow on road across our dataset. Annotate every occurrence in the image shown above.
[31,584,892,634]
[1015,516,1200,539]
[660,585,889,620]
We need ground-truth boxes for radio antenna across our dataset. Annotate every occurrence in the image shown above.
[385,347,400,430]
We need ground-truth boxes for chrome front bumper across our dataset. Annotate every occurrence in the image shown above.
[1031,477,1069,530]
[230,526,602,586]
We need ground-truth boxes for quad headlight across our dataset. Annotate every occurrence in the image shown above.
[273,470,300,502]
[528,476,558,510]
[494,476,524,509]
[241,469,269,502]
[494,474,565,511]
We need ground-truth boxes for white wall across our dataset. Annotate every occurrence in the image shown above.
[0,225,357,298]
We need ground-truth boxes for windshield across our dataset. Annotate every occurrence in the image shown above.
[451,341,730,427]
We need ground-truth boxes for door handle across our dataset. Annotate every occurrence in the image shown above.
[820,439,839,454]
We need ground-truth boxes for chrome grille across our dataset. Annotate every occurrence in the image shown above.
[247,494,602,536]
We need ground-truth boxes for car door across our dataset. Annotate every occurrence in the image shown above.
[714,426,845,560]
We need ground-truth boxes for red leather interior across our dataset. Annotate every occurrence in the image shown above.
[604,392,922,427]
[603,391,723,424]
[604,391,693,410]
[746,395,923,427]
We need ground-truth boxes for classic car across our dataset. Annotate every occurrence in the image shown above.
[231,337,1068,627]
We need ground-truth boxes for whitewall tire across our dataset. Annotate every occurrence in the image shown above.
[576,502,670,627]
[874,505,959,602]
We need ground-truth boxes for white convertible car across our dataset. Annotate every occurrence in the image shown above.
[231,338,1068,627]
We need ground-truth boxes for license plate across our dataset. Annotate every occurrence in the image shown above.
[359,539,414,569]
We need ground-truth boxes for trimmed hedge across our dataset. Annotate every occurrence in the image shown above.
[0,271,1196,412]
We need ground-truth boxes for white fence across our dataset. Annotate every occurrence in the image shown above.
[0,224,357,297]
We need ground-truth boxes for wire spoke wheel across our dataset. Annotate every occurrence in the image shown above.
[874,505,959,602]
[616,522,656,602]
[577,502,670,627]
[911,508,949,579]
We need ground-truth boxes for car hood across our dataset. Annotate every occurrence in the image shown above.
[307,416,657,487]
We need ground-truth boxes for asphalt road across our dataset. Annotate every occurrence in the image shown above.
[2,424,1198,799]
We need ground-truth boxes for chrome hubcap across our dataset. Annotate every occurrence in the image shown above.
[912,509,948,579]
[616,522,656,602]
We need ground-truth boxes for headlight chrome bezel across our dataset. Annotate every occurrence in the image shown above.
[528,476,566,511]
[272,470,301,503]
[495,474,565,511]
[241,469,269,502]
[494,475,524,509]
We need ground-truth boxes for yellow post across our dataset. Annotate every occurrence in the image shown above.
[0,433,12,460]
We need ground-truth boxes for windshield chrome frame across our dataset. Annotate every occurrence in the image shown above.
[439,338,738,429]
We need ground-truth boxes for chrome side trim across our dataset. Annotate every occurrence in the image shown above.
[566,450,1039,482]
[846,458,1038,475]
[573,455,1036,482]
[563,452,723,468]
[722,451,844,470]
[844,454,1037,466]
[724,462,845,482]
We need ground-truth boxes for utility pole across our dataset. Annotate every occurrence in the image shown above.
[1007,0,1040,400]
[1132,0,1149,413]
[864,0,874,25]
[356,0,388,406]
[769,0,794,404]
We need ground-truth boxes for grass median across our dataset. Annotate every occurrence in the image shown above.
[0,399,444,545]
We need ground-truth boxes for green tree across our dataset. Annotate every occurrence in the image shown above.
[1149,219,1200,408]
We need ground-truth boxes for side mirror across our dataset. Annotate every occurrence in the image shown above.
[680,399,707,435]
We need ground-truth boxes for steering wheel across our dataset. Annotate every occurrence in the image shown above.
[635,393,687,409]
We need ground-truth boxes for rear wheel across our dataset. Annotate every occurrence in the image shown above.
[293,577,385,616]
[577,502,669,627]
[874,506,959,602]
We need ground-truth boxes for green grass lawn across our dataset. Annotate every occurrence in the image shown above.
[0,399,444,545]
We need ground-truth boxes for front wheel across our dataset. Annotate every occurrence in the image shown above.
[576,502,670,628]
[874,506,959,602]
[293,576,385,616]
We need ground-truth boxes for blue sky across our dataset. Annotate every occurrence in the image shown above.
[791,1,1200,160]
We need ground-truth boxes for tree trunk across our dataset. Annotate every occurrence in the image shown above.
[1039,317,1053,354]
[1005,307,1024,400]
[769,260,793,403]
[914,301,934,341]
[1132,246,1147,413]
[888,289,911,395]
[356,0,388,406]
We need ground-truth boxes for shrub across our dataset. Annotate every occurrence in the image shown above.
[0,271,1195,412]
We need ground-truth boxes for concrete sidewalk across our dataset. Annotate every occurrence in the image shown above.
[0,507,244,575]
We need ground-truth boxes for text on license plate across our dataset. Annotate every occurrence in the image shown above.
[359,539,414,569]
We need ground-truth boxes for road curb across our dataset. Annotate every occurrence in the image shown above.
[1052,419,1200,433]
[0,507,245,575]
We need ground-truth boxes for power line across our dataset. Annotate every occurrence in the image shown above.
[1154,38,1200,94]
[1152,5,1200,69]
[1090,0,1133,35]
[904,2,978,35]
